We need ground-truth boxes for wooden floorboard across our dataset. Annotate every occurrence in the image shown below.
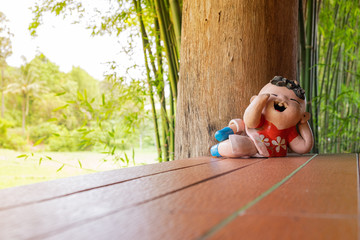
[211,154,358,239]
[211,215,357,240]
[0,154,357,240]
[37,156,314,239]
[0,156,222,210]
[0,157,262,239]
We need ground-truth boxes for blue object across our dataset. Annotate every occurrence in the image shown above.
[211,144,222,157]
[215,127,234,141]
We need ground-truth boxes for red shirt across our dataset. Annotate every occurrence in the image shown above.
[247,116,299,157]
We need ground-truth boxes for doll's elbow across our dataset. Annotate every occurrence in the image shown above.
[293,146,312,154]
[290,138,314,154]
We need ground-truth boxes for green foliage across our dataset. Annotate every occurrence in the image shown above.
[0,118,13,147]
[300,0,360,153]
[0,119,27,151]
[316,0,360,153]
[29,0,181,162]
[0,51,152,160]
[2,128,28,151]
[47,129,79,151]
[69,66,99,98]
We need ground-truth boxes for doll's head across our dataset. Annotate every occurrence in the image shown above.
[257,76,310,130]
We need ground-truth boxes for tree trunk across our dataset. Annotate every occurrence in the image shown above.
[175,0,298,159]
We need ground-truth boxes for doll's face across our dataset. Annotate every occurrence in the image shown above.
[259,83,308,130]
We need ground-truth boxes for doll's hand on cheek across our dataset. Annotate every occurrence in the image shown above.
[252,94,270,107]
[258,93,270,100]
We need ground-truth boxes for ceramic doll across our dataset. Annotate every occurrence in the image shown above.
[211,76,314,158]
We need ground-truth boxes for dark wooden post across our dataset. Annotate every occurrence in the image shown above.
[175,0,298,159]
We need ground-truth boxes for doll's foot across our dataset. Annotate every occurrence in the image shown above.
[210,144,222,157]
[215,127,234,141]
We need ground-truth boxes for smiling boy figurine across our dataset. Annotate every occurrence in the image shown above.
[211,76,314,158]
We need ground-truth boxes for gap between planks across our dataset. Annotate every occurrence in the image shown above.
[27,158,266,240]
[198,154,318,240]
[34,155,317,240]
[0,157,231,211]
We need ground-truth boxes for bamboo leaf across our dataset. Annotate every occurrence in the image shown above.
[77,91,84,100]
[53,104,69,112]
[57,164,65,172]
[34,137,46,146]
[47,118,58,122]
[111,146,116,155]
[108,131,115,138]
[55,92,66,96]
[102,93,105,105]
[132,148,135,164]
[124,152,130,165]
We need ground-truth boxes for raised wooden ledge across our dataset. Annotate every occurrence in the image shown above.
[0,153,358,239]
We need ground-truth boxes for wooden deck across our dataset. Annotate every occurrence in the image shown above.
[0,154,358,239]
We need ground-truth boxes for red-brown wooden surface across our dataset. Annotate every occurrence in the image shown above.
[0,154,358,239]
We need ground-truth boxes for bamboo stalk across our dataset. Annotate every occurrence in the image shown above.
[169,0,182,51]
[153,0,178,100]
[300,0,319,152]
[169,82,175,161]
[134,0,162,161]
[318,1,340,153]
[304,0,313,102]
[150,0,172,161]
[299,0,306,86]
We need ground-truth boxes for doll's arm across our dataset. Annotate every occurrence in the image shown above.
[228,119,245,133]
[289,121,314,154]
[243,94,270,128]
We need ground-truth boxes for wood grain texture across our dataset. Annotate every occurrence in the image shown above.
[211,154,358,239]
[175,0,298,159]
[0,156,219,210]
[31,156,313,239]
[0,157,262,239]
[211,215,357,240]
[0,154,357,240]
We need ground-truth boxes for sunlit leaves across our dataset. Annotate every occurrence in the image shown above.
[26,0,176,163]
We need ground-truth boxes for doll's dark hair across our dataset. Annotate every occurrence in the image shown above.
[270,76,306,100]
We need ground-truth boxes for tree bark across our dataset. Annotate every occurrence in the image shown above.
[175,0,298,159]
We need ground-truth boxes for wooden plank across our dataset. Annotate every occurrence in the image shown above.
[31,155,314,239]
[45,201,228,240]
[211,154,358,239]
[0,156,221,210]
[210,215,357,240]
[0,157,263,239]
[247,154,358,215]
